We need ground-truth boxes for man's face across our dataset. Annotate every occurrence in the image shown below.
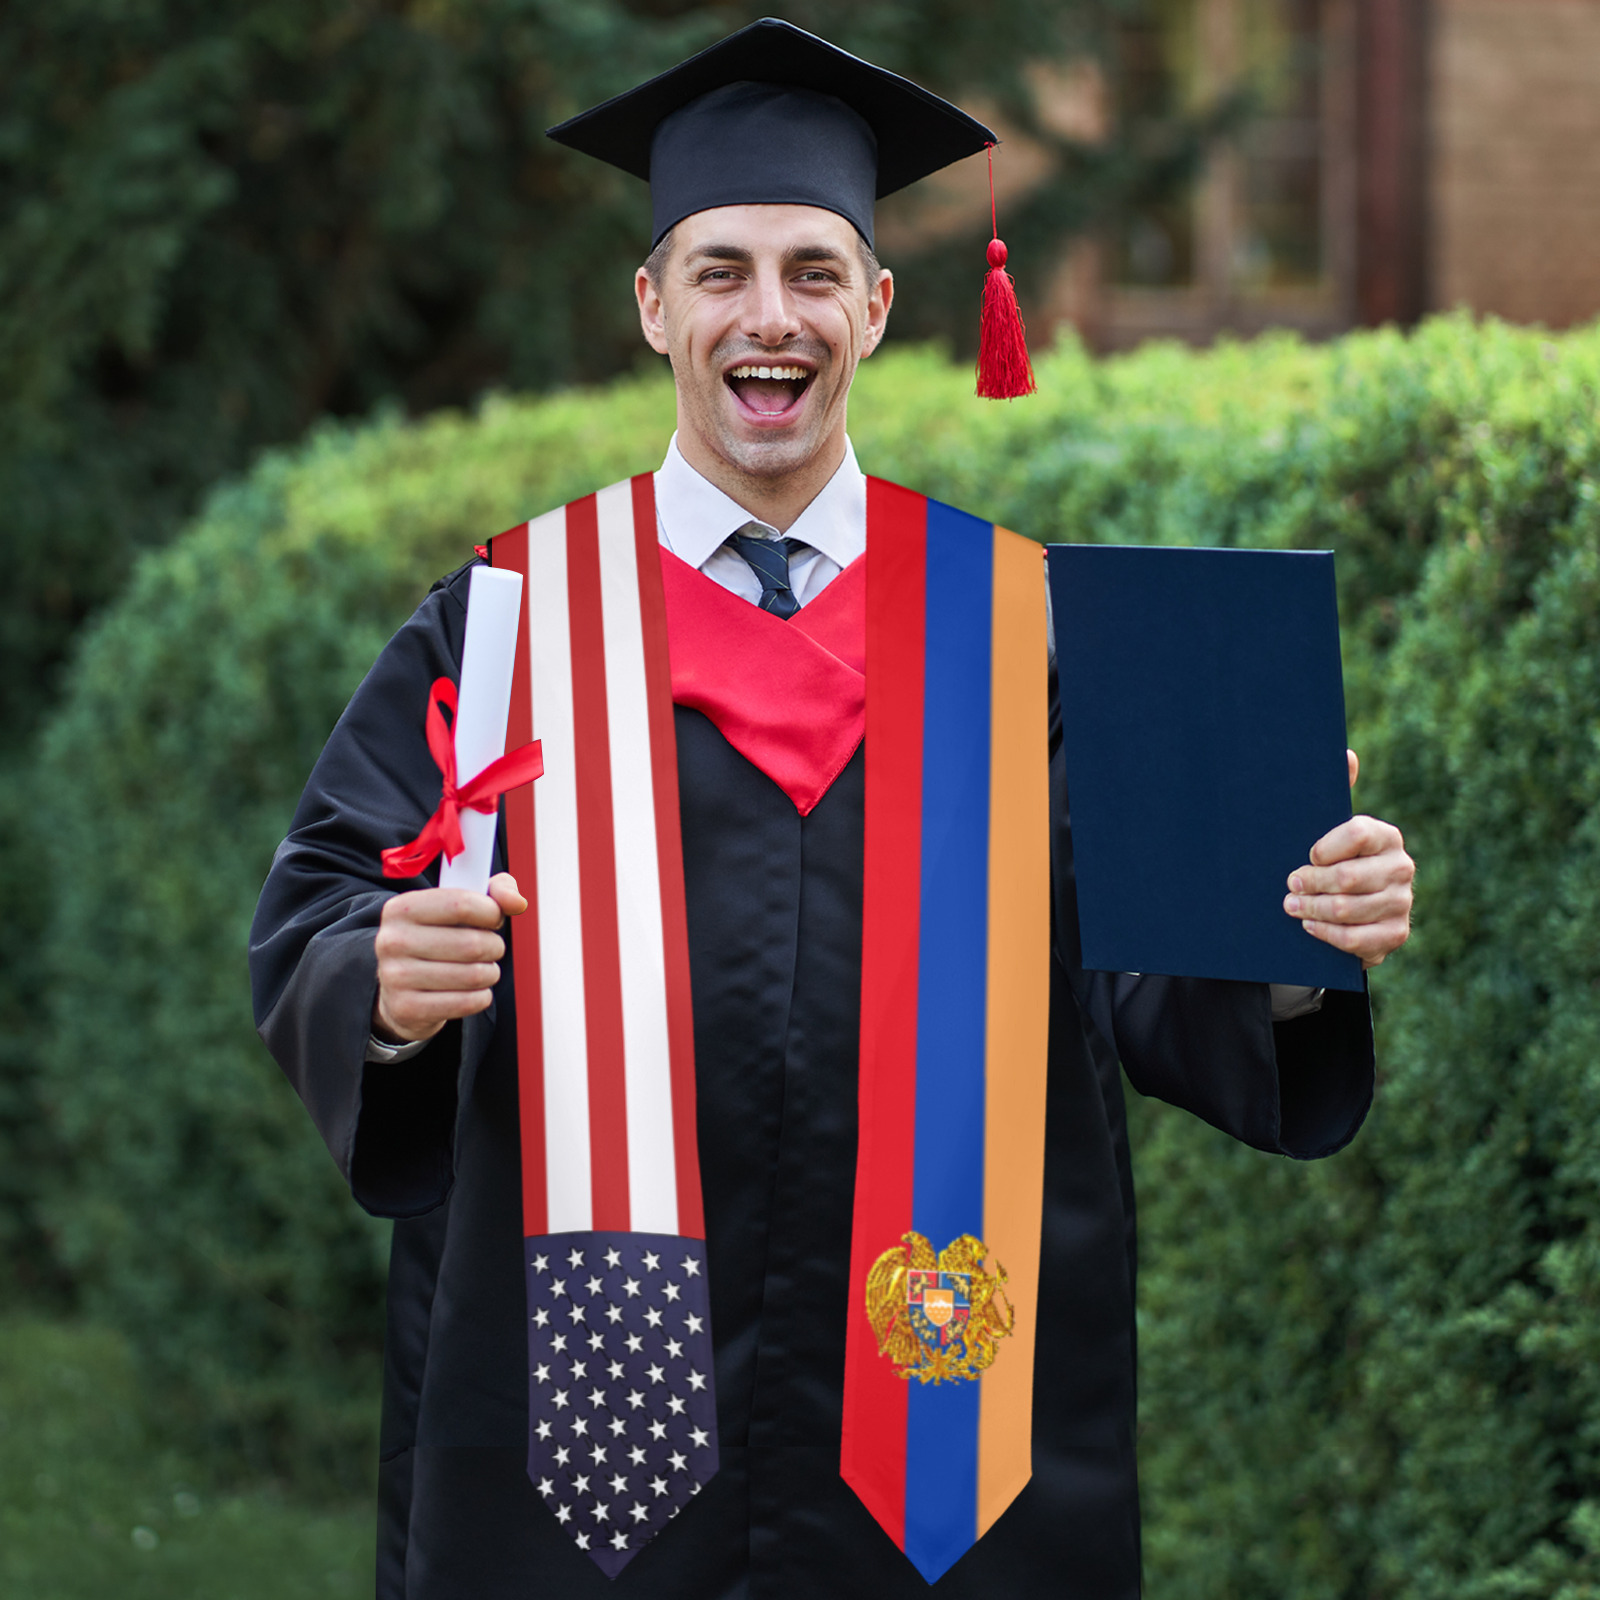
[636,204,892,486]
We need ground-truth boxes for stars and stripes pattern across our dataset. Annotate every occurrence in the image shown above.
[492,479,715,1576]
[527,1232,718,1577]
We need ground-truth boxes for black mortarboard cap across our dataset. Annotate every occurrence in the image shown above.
[546,17,998,248]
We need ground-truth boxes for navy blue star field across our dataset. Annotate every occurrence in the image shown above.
[526,1232,718,1576]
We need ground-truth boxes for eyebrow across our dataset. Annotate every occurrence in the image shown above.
[684,243,855,272]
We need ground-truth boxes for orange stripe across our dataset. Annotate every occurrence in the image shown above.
[976,527,1051,1536]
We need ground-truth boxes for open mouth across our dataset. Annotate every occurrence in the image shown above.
[725,363,813,419]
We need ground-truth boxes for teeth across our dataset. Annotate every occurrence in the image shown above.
[728,365,808,381]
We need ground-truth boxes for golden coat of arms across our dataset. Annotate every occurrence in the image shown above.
[865,1232,1015,1384]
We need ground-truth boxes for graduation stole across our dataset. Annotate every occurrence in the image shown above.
[489,474,1049,1584]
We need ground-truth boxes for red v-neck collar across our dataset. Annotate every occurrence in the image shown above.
[659,550,865,815]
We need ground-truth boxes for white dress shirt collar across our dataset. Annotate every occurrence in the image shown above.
[654,433,866,569]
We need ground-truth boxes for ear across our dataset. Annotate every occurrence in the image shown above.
[637,266,671,355]
[861,268,894,358]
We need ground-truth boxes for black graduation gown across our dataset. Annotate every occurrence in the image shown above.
[250,559,1375,1600]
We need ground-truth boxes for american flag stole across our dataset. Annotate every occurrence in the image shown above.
[493,475,713,1578]
[842,480,1052,1583]
[491,473,1051,1583]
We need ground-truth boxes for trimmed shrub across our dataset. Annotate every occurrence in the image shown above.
[36,317,1600,1600]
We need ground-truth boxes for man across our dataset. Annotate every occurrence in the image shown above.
[250,19,1414,1600]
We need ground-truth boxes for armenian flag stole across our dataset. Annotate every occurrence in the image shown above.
[492,476,715,1578]
[842,480,1052,1584]
[490,473,1050,1584]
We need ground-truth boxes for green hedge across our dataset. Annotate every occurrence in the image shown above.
[36,319,1600,1594]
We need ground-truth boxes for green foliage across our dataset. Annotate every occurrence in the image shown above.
[0,1316,370,1598]
[34,317,1600,1600]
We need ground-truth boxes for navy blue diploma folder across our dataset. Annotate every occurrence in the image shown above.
[1046,544,1364,993]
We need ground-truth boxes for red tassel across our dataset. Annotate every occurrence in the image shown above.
[976,145,1036,400]
[977,239,1036,399]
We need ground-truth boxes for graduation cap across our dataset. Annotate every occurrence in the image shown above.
[548,17,1036,398]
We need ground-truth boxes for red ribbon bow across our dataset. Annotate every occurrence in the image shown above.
[381,677,544,879]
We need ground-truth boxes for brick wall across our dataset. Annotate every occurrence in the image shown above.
[1430,0,1600,327]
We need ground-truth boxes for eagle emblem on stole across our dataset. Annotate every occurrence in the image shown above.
[865,1232,1015,1383]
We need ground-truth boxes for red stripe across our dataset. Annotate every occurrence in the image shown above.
[566,496,631,1230]
[841,478,927,1550]
[632,475,706,1238]
[492,524,548,1238]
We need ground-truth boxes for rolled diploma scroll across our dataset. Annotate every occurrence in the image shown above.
[439,565,525,894]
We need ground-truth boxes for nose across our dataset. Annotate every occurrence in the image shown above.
[743,266,802,348]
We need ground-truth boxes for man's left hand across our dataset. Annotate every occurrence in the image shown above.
[1284,749,1415,969]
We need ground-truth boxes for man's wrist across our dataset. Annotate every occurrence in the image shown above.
[366,1032,428,1064]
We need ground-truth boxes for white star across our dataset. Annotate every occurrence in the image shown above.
[575,1531,590,1550]
[535,1419,552,1440]
[572,1416,590,1437]
[568,1247,585,1269]
[687,1369,707,1391]
[573,1473,591,1495]
[691,1481,701,1496]
[666,1395,686,1416]
[609,1472,629,1495]
[586,1275,604,1296]
[669,1450,688,1472]
[690,1426,710,1448]
[662,1282,682,1303]
[533,1308,550,1328]
[623,1277,642,1299]
[587,1331,605,1351]
[537,1476,555,1496]
[552,1389,570,1410]
[681,1256,701,1277]
[590,1443,608,1465]
[588,1387,608,1409]
[608,1416,627,1437]
[604,1247,622,1269]
[551,1278,567,1299]
[626,1388,645,1411]
[628,1445,647,1466]
[605,1304,624,1324]
[572,1360,588,1381]
[648,1420,667,1441]
[610,1530,629,1550]
[665,1338,684,1359]
[625,1333,644,1353]
[533,1362,551,1383]
[684,1313,704,1334]
[532,1253,549,1273]
[552,1334,568,1353]
[642,1252,661,1272]
[568,1303,587,1323]
[590,1501,610,1523]
[645,1307,664,1328]
[650,1474,669,1497]
[646,1363,665,1385]
[608,1360,625,1380]
[630,1500,650,1524]
[554,1446,571,1467]
[554,1502,572,1524]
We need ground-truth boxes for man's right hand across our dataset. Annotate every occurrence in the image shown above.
[372,872,528,1044]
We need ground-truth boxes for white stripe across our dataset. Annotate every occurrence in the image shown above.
[526,505,593,1232]
[595,480,679,1234]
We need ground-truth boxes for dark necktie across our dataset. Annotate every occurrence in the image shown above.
[726,528,807,619]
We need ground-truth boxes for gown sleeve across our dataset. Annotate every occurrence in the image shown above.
[1047,660,1375,1161]
[249,563,496,1217]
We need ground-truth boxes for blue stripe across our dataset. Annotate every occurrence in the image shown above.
[904,499,992,1580]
